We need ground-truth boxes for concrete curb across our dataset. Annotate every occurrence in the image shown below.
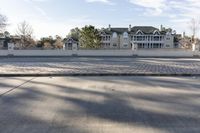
[0,73,199,77]
[0,56,199,58]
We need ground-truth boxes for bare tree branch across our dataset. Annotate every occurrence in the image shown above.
[189,18,200,41]
[16,21,33,37]
[16,21,34,48]
[0,14,7,33]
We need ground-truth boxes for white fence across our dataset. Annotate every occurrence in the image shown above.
[0,49,199,57]
[10,50,73,56]
[135,49,194,57]
[77,50,134,56]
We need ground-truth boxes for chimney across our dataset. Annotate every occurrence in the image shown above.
[160,25,163,31]
[128,24,131,32]
[108,24,111,31]
[183,32,186,38]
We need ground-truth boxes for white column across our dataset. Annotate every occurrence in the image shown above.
[72,43,78,56]
[63,43,66,50]
[8,43,14,55]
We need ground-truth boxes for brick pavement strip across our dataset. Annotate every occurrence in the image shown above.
[0,58,200,75]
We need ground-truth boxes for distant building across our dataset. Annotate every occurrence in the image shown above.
[64,37,78,50]
[174,34,182,48]
[100,25,176,49]
[0,33,10,49]
[0,33,22,50]
[10,35,21,49]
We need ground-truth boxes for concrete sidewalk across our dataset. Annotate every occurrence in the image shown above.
[0,76,200,133]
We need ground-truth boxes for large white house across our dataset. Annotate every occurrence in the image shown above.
[100,25,175,50]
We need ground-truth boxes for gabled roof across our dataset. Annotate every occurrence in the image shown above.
[131,26,159,34]
[64,37,78,43]
[101,26,166,35]
[102,28,129,34]
[110,28,129,34]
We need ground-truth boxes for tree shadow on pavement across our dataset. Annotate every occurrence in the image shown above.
[0,76,200,133]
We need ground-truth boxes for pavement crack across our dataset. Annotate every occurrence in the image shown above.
[0,77,37,98]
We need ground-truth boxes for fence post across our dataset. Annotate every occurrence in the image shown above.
[132,43,138,56]
[192,43,200,57]
[8,43,14,56]
[72,43,78,56]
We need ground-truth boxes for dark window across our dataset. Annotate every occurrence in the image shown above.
[113,43,117,47]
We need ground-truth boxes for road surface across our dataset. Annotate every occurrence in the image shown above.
[0,76,200,133]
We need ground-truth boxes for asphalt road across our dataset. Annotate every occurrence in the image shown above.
[0,76,200,133]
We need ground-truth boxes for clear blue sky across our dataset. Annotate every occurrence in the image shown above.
[1,0,199,39]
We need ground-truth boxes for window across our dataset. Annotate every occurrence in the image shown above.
[106,36,111,41]
[136,30,143,35]
[154,36,160,41]
[166,44,170,47]
[142,36,145,41]
[106,43,110,46]
[153,43,159,48]
[131,36,134,41]
[144,43,148,48]
[137,36,143,41]
[147,36,150,41]
[113,43,117,47]
[134,36,137,41]
[153,30,160,35]
[138,43,144,48]
[123,43,128,47]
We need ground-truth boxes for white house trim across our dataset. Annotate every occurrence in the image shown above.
[136,30,144,35]
[153,30,161,35]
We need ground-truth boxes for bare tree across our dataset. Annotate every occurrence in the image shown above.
[189,18,200,42]
[54,35,63,49]
[16,21,33,36]
[179,36,192,49]
[0,14,7,33]
[16,21,34,48]
[43,42,53,49]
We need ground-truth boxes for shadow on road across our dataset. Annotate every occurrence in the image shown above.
[0,76,200,133]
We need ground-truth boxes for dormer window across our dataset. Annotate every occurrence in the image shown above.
[113,32,117,38]
[101,31,106,35]
[153,30,160,35]
[136,30,143,35]
[166,32,171,35]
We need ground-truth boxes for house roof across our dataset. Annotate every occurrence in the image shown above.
[110,28,129,34]
[64,37,78,43]
[131,26,159,34]
[102,28,129,34]
[101,26,166,35]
